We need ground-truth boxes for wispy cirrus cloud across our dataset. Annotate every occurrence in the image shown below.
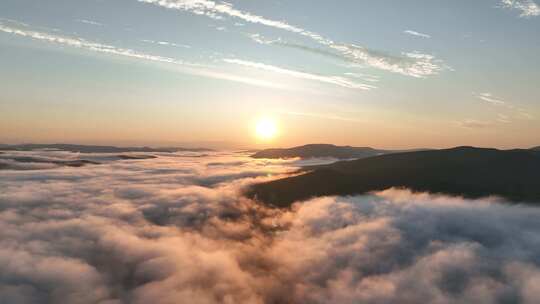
[75,19,103,26]
[404,30,431,39]
[458,119,492,129]
[138,0,447,78]
[497,113,512,123]
[246,33,446,78]
[475,92,506,105]
[248,33,278,45]
[141,39,191,48]
[0,22,285,90]
[500,0,540,17]
[2,21,371,92]
[344,72,380,83]
[224,58,376,90]
[0,23,188,65]
[281,110,365,123]
[474,92,535,123]
[331,45,445,78]
[138,0,313,35]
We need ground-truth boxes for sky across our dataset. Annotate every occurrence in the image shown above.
[0,0,539,149]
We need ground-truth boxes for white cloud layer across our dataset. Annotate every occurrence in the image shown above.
[1,150,540,303]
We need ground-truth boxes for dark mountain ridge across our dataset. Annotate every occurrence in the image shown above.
[0,143,212,153]
[251,144,401,159]
[248,146,540,207]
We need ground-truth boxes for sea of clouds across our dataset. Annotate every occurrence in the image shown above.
[1,150,540,304]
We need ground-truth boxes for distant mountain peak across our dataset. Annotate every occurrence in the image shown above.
[0,143,213,153]
[251,144,389,160]
[248,146,540,207]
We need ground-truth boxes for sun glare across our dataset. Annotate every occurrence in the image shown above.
[255,118,278,140]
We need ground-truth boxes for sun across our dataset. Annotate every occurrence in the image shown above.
[255,118,278,140]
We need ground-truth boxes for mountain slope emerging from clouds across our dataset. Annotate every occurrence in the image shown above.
[251,144,396,159]
[248,147,540,207]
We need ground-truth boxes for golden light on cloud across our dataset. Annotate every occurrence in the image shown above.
[255,118,278,140]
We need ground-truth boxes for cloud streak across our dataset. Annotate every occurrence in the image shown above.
[139,0,447,77]
[0,22,292,90]
[0,23,193,66]
[76,19,103,26]
[404,30,431,38]
[247,33,445,78]
[472,92,535,125]
[476,92,506,105]
[281,110,366,123]
[501,0,540,17]
[458,119,492,129]
[0,21,382,91]
[224,58,376,90]
[141,39,191,48]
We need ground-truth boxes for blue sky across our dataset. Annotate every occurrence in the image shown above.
[1,0,539,148]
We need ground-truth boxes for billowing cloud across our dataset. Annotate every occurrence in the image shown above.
[404,30,431,39]
[501,0,540,17]
[1,150,540,303]
[139,0,447,77]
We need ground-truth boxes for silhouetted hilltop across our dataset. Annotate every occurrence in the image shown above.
[251,144,396,159]
[0,144,213,153]
[1,156,100,168]
[532,146,540,151]
[248,147,540,207]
